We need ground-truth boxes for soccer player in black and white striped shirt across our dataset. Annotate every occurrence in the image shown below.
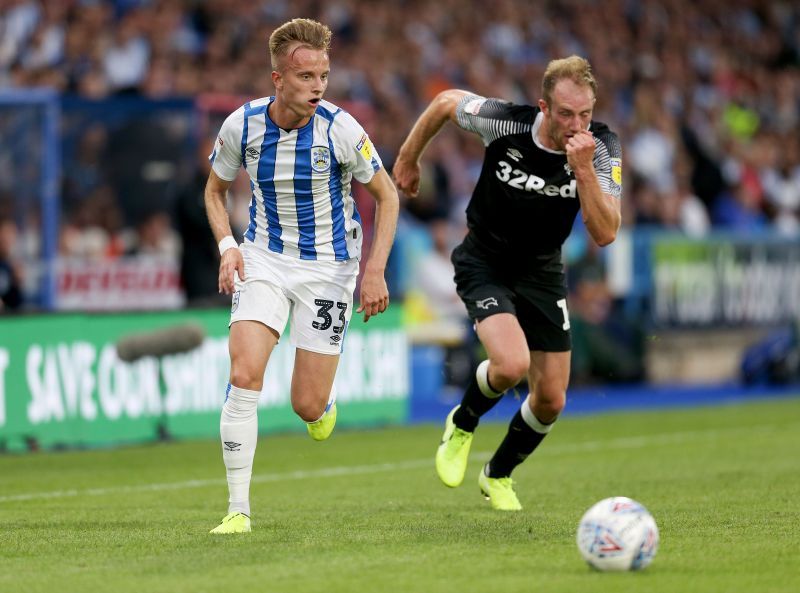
[394,56,622,511]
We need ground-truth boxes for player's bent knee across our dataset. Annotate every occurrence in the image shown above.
[492,355,529,388]
[228,367,264,392]
[292,398,326,422]
[551,397,567,416]
[536,389,566,417]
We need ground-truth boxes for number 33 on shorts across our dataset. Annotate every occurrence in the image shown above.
[313,299,348,334]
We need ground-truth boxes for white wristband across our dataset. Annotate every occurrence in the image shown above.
[218,236,238,256]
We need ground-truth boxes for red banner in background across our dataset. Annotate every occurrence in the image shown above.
[56,257,184,311]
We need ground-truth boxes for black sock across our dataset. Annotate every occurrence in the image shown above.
[486,410,548,478]
[452,373,503,432]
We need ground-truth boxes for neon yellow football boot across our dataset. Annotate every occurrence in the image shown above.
[210,512,251,534]
[435,406,474,487]
[478,467,522,511]
[307,401,337,441]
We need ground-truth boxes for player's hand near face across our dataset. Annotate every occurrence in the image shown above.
[218,247,245,295]
[392,159,421,197]
[357,266,389,322]
[565,130,596,172]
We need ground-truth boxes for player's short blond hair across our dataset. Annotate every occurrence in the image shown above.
[269,18,332,70]
[542,56,597,105]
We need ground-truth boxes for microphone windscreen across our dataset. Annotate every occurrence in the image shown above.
[115,323,206,362]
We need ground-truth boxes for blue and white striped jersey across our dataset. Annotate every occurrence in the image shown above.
[210,97,382,261]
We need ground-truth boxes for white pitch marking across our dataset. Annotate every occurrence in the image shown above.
[0,423,791,504]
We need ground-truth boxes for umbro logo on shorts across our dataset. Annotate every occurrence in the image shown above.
[476,297,498,310]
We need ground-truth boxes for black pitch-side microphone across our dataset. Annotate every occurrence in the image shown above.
[115,323,207,363]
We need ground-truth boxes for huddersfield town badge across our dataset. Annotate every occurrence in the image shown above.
[311,146,331,173]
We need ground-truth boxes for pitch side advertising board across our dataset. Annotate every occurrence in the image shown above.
[650,236,800,327]
[0,308,408,451]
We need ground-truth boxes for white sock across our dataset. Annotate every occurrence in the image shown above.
[476,359,503,398]
[220,384,260,516]
[520,393,558,434]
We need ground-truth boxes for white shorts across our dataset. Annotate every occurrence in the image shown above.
[230,243,359,355]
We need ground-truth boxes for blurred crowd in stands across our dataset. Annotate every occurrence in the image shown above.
[1,0,799,382]
[1,0,798,232]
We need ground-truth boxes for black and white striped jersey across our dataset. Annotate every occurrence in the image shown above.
[454,94,622,258]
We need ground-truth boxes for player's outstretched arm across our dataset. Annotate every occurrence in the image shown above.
[204,169,245,294]
[393,89,471,197]
[358,168,399,322]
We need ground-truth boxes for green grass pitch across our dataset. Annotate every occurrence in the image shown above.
[1,397,799,593]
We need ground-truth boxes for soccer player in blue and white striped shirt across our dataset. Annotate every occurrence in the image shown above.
[205,19,399,534]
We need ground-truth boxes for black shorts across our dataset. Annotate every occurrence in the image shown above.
[451,237,571,352]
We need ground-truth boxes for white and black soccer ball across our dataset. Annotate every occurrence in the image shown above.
[576,496,659,571]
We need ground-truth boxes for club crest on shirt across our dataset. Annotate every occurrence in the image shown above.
[311,146,331,173]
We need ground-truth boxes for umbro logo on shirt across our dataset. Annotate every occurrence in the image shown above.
[246,148,259,160]
[506,148,523,162]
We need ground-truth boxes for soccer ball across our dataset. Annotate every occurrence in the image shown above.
[576,496,659,571]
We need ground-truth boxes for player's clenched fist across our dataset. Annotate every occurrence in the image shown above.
[565,130,595,170]
[392,158,421,197]
[218,248,245,295]
[357,267,389,322]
